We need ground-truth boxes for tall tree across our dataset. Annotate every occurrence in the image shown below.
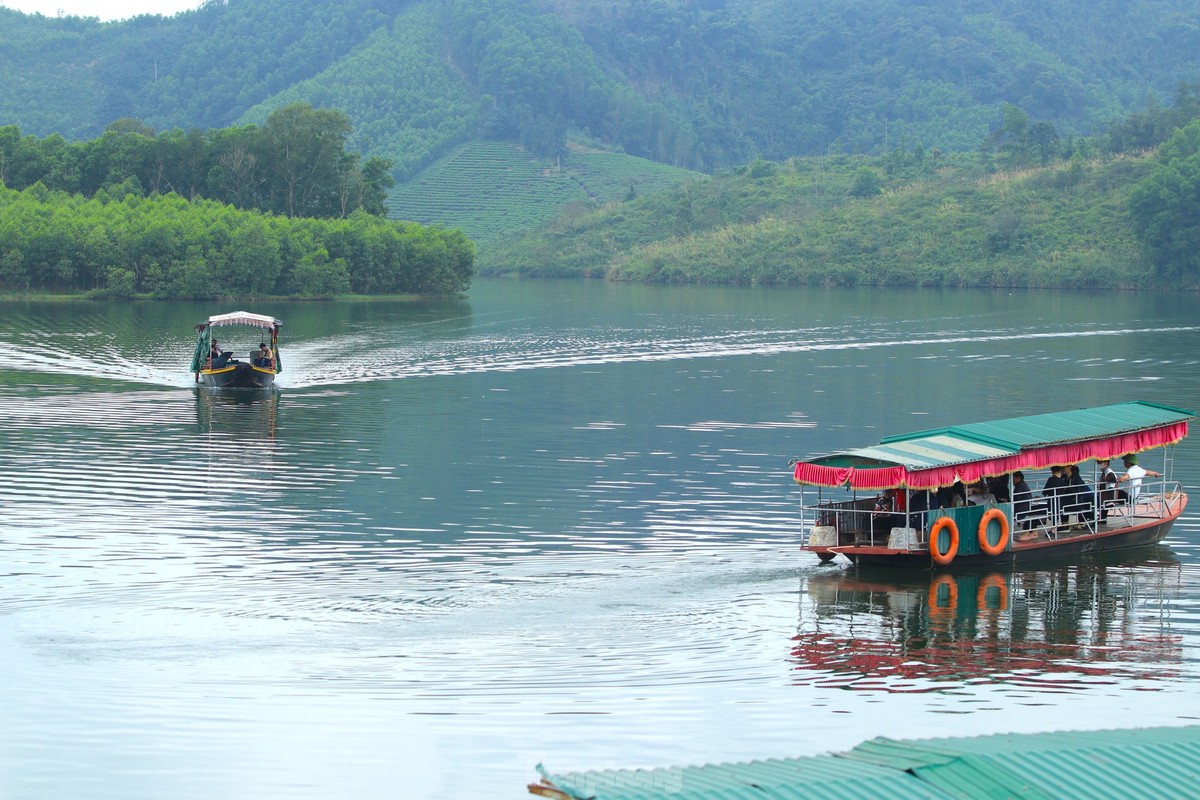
[262,102,353,218]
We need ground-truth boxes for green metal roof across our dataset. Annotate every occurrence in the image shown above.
[844,725,1200,800]
[888,400,1196,450]
[533,754,946,800]
[807,401,1195,473]
[532,725,1200,800]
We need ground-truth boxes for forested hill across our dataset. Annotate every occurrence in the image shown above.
[4,0,1200,180]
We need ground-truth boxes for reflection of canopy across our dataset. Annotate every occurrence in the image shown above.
[792,401,1194,490]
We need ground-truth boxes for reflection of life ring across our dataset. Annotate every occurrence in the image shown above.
[977,508,1010,557]
[977,573,1009,611]
[928,573,959,615]
[929,516,959,565]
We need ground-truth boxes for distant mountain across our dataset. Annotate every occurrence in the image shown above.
[4,0,1200,180]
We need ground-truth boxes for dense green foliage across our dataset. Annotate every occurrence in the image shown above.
[0,183,474,298]
[5,0,1200,179]
[1129,120,1200,282]
[479,147,1167,289]
[387,141,696,252]
[0,103,393,218]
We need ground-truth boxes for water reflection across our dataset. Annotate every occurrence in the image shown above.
[794,550,1187,692]
[194,387,279,439]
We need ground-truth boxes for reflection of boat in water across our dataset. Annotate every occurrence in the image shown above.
[190,311,282,389]
[791,401,1194,568]
[795,553,1183,689]
[194,386,279,440]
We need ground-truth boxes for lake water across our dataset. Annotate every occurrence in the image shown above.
[2,280,1199,799]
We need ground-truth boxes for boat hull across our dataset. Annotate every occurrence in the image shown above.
[197,362,276,389]
[806,495,1184,569]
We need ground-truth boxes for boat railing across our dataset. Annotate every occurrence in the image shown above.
[800,473,1185,548]
[802,497,932,547]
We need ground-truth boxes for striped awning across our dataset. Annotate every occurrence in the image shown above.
[792,401,1194,490]
[198,311,281,330]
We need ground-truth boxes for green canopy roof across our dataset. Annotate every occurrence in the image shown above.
[793,401,1195,490]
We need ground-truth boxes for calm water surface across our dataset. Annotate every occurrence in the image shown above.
[2,281,1199,798]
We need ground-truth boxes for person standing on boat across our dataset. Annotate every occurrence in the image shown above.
[1118,454,1160,503]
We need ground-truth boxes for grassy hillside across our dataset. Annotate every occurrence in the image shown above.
[385,141,697,254]
[479,151,1165,289]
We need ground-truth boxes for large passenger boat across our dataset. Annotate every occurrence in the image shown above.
[790,401,1193,568]
[190,311,282,389]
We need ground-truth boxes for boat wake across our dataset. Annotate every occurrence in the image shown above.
[1,322,1196,391]
[278,324,1200,389]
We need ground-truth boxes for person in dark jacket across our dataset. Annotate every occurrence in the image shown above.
[1042,466,1069,527]
[1062,464,1095,524]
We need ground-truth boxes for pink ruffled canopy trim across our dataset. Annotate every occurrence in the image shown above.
[793,421,1188,490]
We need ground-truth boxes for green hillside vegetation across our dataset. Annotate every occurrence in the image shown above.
[6,0,1200,179]
[386,141,697,252]
[236,3,479,179]
[480,149,1162,288]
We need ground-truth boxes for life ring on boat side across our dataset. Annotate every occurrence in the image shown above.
[929,516,959,566]
[977,508,1010,557]
[928,572,958,615]
[977,573,1009,611]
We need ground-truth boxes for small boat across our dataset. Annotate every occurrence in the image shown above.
[190,311,282,389]
[790,401,1194,568]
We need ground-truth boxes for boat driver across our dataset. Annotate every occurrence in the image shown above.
[210,338,232,369]
[254,343,274,368]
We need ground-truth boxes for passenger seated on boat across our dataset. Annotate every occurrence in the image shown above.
[1062,465,1095,524]
[210,339,233,369]
[1011,470,1045,530]
[967,481,998,506]
[1096,458,1126,521]
[987,475,1010,503]
[253,343,274,368]
[935,482,966,509]
[870,489,902,541]
[1041,466,1068,526]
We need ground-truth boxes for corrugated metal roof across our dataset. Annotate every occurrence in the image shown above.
[845,726,1200,800]
[849,433,1014,470]
[805,401,1195,473]
[534,754,946,800]
[532,725,1200,800]
[895,400,1196,450]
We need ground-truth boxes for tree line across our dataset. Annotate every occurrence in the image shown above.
[0,183,474,299]
[0,103,393,219]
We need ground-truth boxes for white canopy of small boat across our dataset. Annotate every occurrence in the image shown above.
[199,311,282,330]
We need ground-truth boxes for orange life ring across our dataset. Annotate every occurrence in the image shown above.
[977,573,1009,611]
[977,508,1010,557]
[928,572,959,615]
[929,516,959,566]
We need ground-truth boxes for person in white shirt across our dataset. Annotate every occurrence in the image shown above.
[1117,453,1160,503]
